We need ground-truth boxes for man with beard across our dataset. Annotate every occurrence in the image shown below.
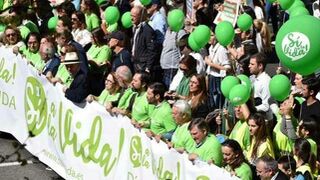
[108,31,133,73]
[130,71,155,130]
[145,82,176,142]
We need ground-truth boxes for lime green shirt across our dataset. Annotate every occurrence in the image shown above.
[117,88,136,110]
[85,13,100,32]
[21,48,44,71]
[97,89,120,106]
[176,76,190,96]
[87,44,112,64]
[131,92,155,128]
[247,137,275,164]
[229,119,250,152]
[55,64,73,87]
[150,101,176,135]
[171,122,195,153]
[225,162,252,180]
[191,134,223,167]
[107,22,118,33]
[273,113,295,157]
[307,138,317,157]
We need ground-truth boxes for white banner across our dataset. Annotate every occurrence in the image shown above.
[0,47,239,180]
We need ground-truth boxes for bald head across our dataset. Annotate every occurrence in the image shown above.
[131,6,145,25]
[116,66,132,87]
[40,42,55,61]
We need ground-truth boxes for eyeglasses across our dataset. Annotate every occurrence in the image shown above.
[6,33,16,37]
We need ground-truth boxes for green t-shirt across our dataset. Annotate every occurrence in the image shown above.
[229,119,250,152]
[55,64,73,87]
[85,13,100,32]
[98,89,120,106]
[117,88,137,110]
[191,134,223,167]
[21,48,44,71]
[87,44,112,64]
[107,22,118,33]
[224,162,252,180]
[176,75,190,96]
[24,21,39,33]
[171,122,195,153]
[131,92,155,128]
[235,162,252,180]
[150,101,176,135]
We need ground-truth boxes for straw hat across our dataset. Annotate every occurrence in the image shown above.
[62,52,81,65]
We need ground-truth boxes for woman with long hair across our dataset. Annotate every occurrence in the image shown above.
[80,0,101,32]
[294,138,315,180]
[187,74,209,118]
[247,112,275,165]
[253,19,272,53]
[222,139,252,180]
[71,11,92,49]
[2,25,25,51]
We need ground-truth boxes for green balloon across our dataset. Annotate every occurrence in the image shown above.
[167,9,185,32]
[188,33,202,52]
[19,26,31,40]
[269,74,291,101]
[192,25,211,47]
[290,7,310,18]
[48,16,58,30]
[104,6,120,25]
[121,12,133,28]
[140,0,151,6]
[279,0,294,10]
[221,76,240,99]
[229,84,250,106]
[237,13,253,31]
[215,21,235,46]
[288,0,305,13]
[275,15,320,75]
[237,74,251,92]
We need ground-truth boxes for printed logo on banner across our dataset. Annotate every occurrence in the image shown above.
[130,136,150,168]
[24,76,126,177]
[281,32,310,61]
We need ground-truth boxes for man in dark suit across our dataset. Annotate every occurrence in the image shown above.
[256,156,289,180]
[130,5,161,82]
[62,52,89,103]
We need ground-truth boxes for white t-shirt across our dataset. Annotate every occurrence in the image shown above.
[254,6,264,20]
[206,43,230,77]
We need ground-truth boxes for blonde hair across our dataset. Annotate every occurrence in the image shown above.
[254,19,272,52]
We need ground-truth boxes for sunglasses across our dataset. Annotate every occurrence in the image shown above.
[6,33,16,37]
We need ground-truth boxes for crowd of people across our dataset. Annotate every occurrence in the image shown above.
[1,0,320,179]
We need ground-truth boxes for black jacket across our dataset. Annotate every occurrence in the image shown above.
[132,22,158,71]
[65,69,89,103]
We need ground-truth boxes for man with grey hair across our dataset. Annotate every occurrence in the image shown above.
[256,155,289,180]
[107,66,137,116]
[40,42,60,81]
[168,100,195,153]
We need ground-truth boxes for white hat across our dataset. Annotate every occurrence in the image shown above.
[62,52,81,65]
